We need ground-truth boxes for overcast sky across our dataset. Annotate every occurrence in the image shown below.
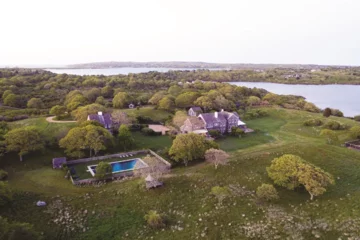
[1,0,359,66]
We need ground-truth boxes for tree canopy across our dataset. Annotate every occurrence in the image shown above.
[113,92,130,108]
[4,127,44,161]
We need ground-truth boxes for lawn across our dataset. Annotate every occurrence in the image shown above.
[121,105,173,123]
[2,108,360,239]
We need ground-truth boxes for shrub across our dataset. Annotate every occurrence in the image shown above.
[303,102,320,113]
[211,186,230,204]
[0,181,12,206]
[350,126,360,139]
[320,129,338,144]
[331,108,344,117]
[354,115,360,122]
[95,162,112,180]
[0,170,8,180]
[323,108,332,118]
[323,120,342,130]
[256,184,279,201]
[303,119,323,127]
[231,126,245,137]
[144,210,165,229]
[208,130,221,138]
[243,109,268,120]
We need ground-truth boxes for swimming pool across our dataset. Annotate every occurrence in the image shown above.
[87,158,148,176]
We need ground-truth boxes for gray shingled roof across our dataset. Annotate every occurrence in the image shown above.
[88,113,112,127]
[200,113,227,124]
[190,106,203,113]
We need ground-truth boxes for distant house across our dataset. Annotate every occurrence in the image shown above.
[128,103,135,109]
[188,106,203,117]
[87,112,112,129]
[181,110,250,135]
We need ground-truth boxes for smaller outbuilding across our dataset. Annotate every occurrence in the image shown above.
[188,106,203,117]
[52,157,66,169]
[145,174,163,189]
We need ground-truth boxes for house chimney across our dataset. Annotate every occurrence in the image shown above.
[98,111,103,116]
[215,112,218,118]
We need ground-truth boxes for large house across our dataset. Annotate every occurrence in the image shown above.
[87,112,113,130]
[182,109,248,135]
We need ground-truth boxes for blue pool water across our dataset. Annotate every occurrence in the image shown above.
[90,159,137,173]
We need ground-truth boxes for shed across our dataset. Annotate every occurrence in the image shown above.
[52,157,67,169]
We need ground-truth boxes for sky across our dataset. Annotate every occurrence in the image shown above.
[1,0,359,66]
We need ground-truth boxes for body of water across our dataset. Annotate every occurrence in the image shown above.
[230,82,360,117]
[46,67,211,75]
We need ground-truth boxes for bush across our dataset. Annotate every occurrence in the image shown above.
[0,181,12,206]
[129,124,148,131]
[144,210,165,229]
[303,119,323,127]
[331,108,344,117]
[211,186,230,204]
[256,184,279,201]
[323,108,332,118]
[354,115,360,122]
[208,130,221,138]
[230,126,245,137]
[0,170,8,180]
[350,126,360,139]
[243,109,268,120]
[323,120,342,130]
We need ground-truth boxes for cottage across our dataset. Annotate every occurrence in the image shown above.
[87,111,113,129]
[188,106,203,117]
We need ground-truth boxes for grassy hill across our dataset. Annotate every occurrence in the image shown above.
[1,108,360,239]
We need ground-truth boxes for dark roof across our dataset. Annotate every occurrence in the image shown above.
[189,106,203,113]
[200,113,226,124]
[88,113,112,127]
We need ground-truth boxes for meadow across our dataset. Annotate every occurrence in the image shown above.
[1,108,360,239]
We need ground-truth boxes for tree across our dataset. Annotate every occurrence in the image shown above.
[118,125,134,151]
[169,133,216,166]
[113,92,130,108]
[144,210,165,229]
[72,103,106,122]
[267,154,334,200]
[349,126,360,139]
[50,105,66,117]
[0,181,12,206]
[194,96,213,111]
[2,90,13,101]
[210,186,230,204]
[60,125,113,158]
[95,96,107,105]
[175,92,200,108]
[172,111,188,129]
[205,148,230,169]
[354,115,360,122]
[95,162,112,180]
[331,108,344,117]
[27,98,44,109]
[168,85,182,96]
[84,88,101,102]
[320,129,338,144]
[323,108,332,117]
[231,126,244,137]
[3,94,23,108]
[267,154,303,190]
[158,96,174,111]
[5,127,44,161]
[0,217,40,240]
[297,163,334,200]
[256,184,279,201]
[303,102,320,113]
[101,86,114,98]
[148,91,166,105]
[323,120,342,130]
[84,125,114,156]
[247,96,261,106]
[111,110,131,128]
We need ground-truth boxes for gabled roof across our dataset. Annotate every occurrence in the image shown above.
[189,106,203,113]
[88,113,112,126]
[187,116,206,128]
[199,113,226,124]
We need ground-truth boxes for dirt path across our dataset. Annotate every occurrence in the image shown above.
[46,116,77,123]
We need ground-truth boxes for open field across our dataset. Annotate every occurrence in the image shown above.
[1,108,360,239]
[121,106,173,123]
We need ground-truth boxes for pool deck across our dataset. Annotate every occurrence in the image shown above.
[87,158,149,177]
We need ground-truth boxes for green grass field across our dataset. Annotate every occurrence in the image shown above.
[121,105,173,123]
[1,108,360,239]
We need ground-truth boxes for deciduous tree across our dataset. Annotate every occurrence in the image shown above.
[95,162,112,180]
[350,126,360,139]
[85,125,114,156]
[256,184,279,201]
[5,127,44,161]
[158,96,174,111]
[205,148,230,169]
[118,125,134,151]
[50,105,66,117]
[169,133,217,166]
[113,92,130,108]
[72,103,106,122]
[27,98,44,109]
[323,108,332,117]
